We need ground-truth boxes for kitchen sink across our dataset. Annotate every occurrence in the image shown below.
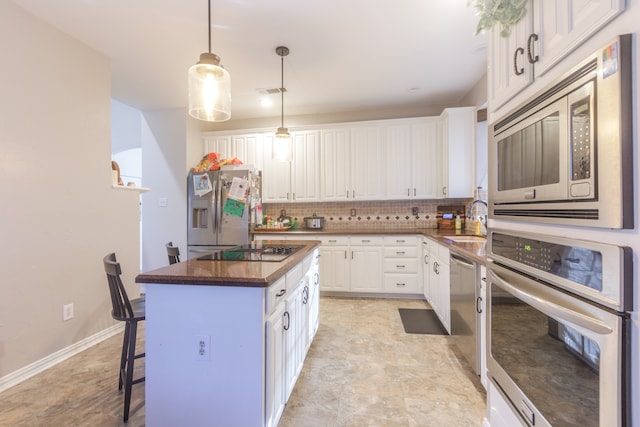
[442,235,486,243]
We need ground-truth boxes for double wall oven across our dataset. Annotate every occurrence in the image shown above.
[487,230,632,426]
[486,35,634,427]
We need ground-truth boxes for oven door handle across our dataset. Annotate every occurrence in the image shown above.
[488,269,613,335]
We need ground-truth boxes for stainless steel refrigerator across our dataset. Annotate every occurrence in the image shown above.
[187,165,261,259]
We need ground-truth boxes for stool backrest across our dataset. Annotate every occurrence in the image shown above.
[166,241,180,265]
[103,253,135,321]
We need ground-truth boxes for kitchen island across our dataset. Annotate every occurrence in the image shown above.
[135,240,321,427]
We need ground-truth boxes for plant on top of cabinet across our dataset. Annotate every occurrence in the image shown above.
[469,0,527,37]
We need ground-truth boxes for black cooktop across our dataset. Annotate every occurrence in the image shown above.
[197,244,304,262]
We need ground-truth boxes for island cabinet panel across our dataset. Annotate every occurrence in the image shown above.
[144,249,319,427]
[145,284,266,427]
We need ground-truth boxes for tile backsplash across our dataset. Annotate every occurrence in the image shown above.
[263,197,481,231]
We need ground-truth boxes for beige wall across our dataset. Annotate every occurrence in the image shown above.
[0,2,141,380]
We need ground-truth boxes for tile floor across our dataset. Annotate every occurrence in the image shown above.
[0,297,486,427]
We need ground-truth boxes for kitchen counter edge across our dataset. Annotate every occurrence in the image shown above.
[135,240,321,288]
[254,229,487,265]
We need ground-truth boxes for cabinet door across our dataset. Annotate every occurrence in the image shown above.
[350,125,385,200]
[412,119,441,199]
[320,129,351,201]
[533,0,625,77]
[440,108,476,199]
[203,135,232,156]
[291,131,321,202]
[284,283,304,401]
[265,303,286,427]
[487,0,534,110]
[262,135,292,203]
[350,246,383,292]
[233,134,264,172]
[319,246,350,291]
[385,124,413,200]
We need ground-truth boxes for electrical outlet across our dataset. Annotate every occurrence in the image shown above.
[350,208,356,216]
[412,207,419,215]
[196,335,211,361]
[63,304,74,321]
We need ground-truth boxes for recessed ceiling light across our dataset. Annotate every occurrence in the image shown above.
[261,97,273,107]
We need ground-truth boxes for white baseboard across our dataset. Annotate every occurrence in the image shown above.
[0,323,124,393]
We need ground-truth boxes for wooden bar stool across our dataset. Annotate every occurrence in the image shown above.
[166,241,181,265]
[103,253,145,422]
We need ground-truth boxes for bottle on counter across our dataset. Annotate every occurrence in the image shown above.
[475,217,482,236]
[455,215,462,232]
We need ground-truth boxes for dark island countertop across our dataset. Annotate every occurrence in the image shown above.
[135,240,321,288]
[254,228,487,265]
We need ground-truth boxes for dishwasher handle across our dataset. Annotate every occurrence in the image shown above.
[450,253,475,269]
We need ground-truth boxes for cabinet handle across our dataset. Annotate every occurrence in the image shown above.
[396,283,406,287]
[433,261,439,274]
[527,33,539,64]
[514,47,525,75]
[347,190,349,198]
[328,239,337,243]
[293,192,296,200]
[283,311,290,330]
[424,254,429,264]
[396,265,406,269]
[414,188,416,196]
[362,239,370,243]
[314,272,319,286]
[287,192,290,200]
[442,186,447,196]
[302,286,309,304]
[476,296,483,314]
[345,250,348,259]
[352,190,355,199]
[397,240,405,243]
[276,289,286,297]
[407,188,410,196]
[396,251,405,255]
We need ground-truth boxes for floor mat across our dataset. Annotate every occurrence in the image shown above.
[398,308,448,335]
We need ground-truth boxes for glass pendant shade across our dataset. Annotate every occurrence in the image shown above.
[273,127,292,162]
[189,52,231,121]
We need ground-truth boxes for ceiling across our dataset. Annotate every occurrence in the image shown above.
[11,0,487,123]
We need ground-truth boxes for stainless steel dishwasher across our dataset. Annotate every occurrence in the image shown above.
[449,253,480,375]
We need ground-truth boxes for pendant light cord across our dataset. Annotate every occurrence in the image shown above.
[208,0,212,54]
[281,55,285,128]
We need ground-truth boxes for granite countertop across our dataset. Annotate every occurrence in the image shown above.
[135,240,321,288]
[254,228,487,265]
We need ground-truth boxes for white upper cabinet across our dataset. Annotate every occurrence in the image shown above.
[384,118,440,200]
[262,135,292,203]
[291,131,321,202]
[320,128,351,201]
[488,0,625,110]
[203,133,263,172]
[439,107,476,199]
[350,125,385,201]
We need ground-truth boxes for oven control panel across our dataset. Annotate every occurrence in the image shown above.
[491,232,603,291]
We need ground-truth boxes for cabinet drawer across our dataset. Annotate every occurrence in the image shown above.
[383,258,418,273]
[383,235,418,246]
[383,246,418,258]
[266,276,287,315]
[320,236,349,245]
[350,236,383,246]
[383,274,418,292]
[285,262,303,289]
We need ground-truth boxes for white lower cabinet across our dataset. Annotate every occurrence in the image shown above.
[318,236,350,292]
[264,250,318,427]
[427,242,451,333]
[350,236,384,292]
[383,235,421,294]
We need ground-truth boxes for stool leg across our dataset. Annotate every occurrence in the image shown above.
[119,325,130,390]
[123,320,138,422]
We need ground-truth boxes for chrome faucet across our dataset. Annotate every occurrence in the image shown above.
[468,199,488,235]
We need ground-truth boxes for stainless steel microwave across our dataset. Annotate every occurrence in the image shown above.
[489,34,633,229]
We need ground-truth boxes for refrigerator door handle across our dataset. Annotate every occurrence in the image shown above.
[214,174,221,238]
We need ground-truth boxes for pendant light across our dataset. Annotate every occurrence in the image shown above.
[188,0,231,122]
[273,46,292,161]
